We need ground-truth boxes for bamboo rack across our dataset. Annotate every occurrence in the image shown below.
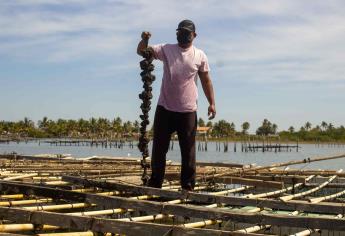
[0,153,344,235]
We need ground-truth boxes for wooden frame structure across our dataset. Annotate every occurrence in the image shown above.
[0,153,345,235]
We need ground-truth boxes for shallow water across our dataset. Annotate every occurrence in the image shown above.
[1,140,345,170]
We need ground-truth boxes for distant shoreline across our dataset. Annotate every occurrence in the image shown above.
[1,137,345,145]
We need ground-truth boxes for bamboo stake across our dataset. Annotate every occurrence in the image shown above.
[280,174,339,202]
[0,224,58,232]
[102,186,249,226]
[257,170,345,176]
[94,191,122,196]
[0,186,212,233]
[0,187,119,207]
[43,181,69,186]
[0,194,24,199]
[3,173,38,181]
[309,189,345,203]
[182,206,265,228]
[235,224,270,233]
[32,176,61,180]
[246,207,263,213]
[183,219,222,228]
[23,202,95,211]
[211,186,253,196]
[71,188,100,193]
[0,198,52,206]
[37,232,94,236]
[235,208,300,233]
[116,186,245,223]
[247,154,345,172]
[118,213,172,222]
[289,214,343,236]
[245,175,315,199]
[291,228,321,236]
[68,207,131,216]
[220,153,345,177]
[0,171,14,176]
[1,187,198,233]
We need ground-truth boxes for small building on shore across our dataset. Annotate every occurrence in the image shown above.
[197,126,212,138]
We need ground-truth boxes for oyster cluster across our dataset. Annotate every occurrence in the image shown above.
[138,47,155,185]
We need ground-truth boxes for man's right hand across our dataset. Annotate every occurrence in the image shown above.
[141,31,151,41]
[137,31,151,56]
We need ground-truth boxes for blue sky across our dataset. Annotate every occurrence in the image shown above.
[1,0,345,132]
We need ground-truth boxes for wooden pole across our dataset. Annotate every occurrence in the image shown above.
[0,224,58,232]
[280,174,338,202]
[0,194,24,199]
[37,232,93,236]
[183,219,222,228]
[3,173,38,181]
[50,176,345,215]
[288,214,342,236]
[43,181,69,186]
[116,186,251,224]
[236,209,301,233]
[309,189,345,203]
[0,186,209,232]
[245,175,315,199]
[23,202,95,211]
[221,153,345,177]
[0,198,52,206]
[235,224,270,233]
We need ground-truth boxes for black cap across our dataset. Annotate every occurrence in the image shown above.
[176,19,195,32]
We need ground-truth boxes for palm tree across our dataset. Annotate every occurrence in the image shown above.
[89,118,97,137]
[123,121,133,136]
[77,118,89,137]
[198,118,205,127]
[112,117,122,137]
[327,123,334,131]
[97,118,110,137]
[272,124,278,134]
[315,125,321,132]
[38,116,49,130]
[256,119,277,136]
[212,120,232,137]
[20,117,34,136]
[67,119,78,137]
[321,121,328,131]
[230,122,236,132]
[133,120,140,136]
[288,126,295,133]
[304,122,312,131]
[241,122,250,134]
[56,119,68,137]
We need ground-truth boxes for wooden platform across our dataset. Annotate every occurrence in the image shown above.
[0,153,344,235]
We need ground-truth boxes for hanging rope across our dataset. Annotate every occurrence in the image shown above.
[138,33,155,185]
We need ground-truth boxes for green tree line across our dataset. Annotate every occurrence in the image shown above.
[0,117,139,139]
[1,117,345,142]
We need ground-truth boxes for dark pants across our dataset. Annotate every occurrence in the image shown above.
[148,105,197,190]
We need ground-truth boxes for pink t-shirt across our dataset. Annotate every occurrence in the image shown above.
[152,43,210,112]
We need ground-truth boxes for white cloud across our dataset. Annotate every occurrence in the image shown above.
[0,0,345,83]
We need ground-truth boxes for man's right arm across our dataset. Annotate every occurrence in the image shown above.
[137,31,151,56]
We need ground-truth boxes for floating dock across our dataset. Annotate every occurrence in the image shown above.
[0,153,344,235]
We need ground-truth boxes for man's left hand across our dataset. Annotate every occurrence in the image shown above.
[208,104,216,120]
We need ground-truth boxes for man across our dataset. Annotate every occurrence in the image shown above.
[137,19,216,191]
